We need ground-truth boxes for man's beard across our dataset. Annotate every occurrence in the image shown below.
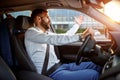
[41,20,50,30]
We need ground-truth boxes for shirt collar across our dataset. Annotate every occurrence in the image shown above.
[34,26,50,34]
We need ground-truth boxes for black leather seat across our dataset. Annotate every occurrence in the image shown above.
[0,22,13,67]
[11,15,53,80]
[0,55,53,80]
[0,56,16,80]
[0,19,53,80]
[11,15,37,71]
[0,21,17,80]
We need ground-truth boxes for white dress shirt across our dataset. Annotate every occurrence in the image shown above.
[25,24,81,74]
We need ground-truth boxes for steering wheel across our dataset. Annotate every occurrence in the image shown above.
[76,34,95,65]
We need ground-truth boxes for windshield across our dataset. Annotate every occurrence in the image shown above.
[48,9,104,34]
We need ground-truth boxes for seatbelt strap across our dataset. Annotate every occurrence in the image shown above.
[50,24,60,59]
[42,44,49,75]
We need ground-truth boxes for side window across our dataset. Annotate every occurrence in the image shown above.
[3,10,31,18]
[4,9,105,37]
[48,9,105,36]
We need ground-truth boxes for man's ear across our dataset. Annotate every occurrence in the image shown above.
[36,16,41,22]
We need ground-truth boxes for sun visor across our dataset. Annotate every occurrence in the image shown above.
[64,0,83,8]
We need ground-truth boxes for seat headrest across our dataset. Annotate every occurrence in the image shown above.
[15,15,31,30]
[13,15,31,34]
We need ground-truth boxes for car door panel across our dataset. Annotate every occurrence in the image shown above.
[56,42,82,63]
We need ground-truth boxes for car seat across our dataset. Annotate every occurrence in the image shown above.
[0,18,53,80]
[0,56,16,80]
[0,54,53,80]
[0,20,17,80]
[0,22,13,67]
[11,15,37,72]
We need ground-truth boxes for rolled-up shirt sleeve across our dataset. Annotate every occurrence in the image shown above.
[65,24,79,35]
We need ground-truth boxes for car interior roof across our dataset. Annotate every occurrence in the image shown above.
[0,0,120,32]
[0,0,83,13]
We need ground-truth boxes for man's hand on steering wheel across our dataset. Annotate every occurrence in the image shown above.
[76,34,95,65]
[82,28,95,39]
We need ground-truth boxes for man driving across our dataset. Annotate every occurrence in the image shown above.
[25,8,102,80]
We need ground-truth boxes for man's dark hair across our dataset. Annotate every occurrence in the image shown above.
[30,9,47,23]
